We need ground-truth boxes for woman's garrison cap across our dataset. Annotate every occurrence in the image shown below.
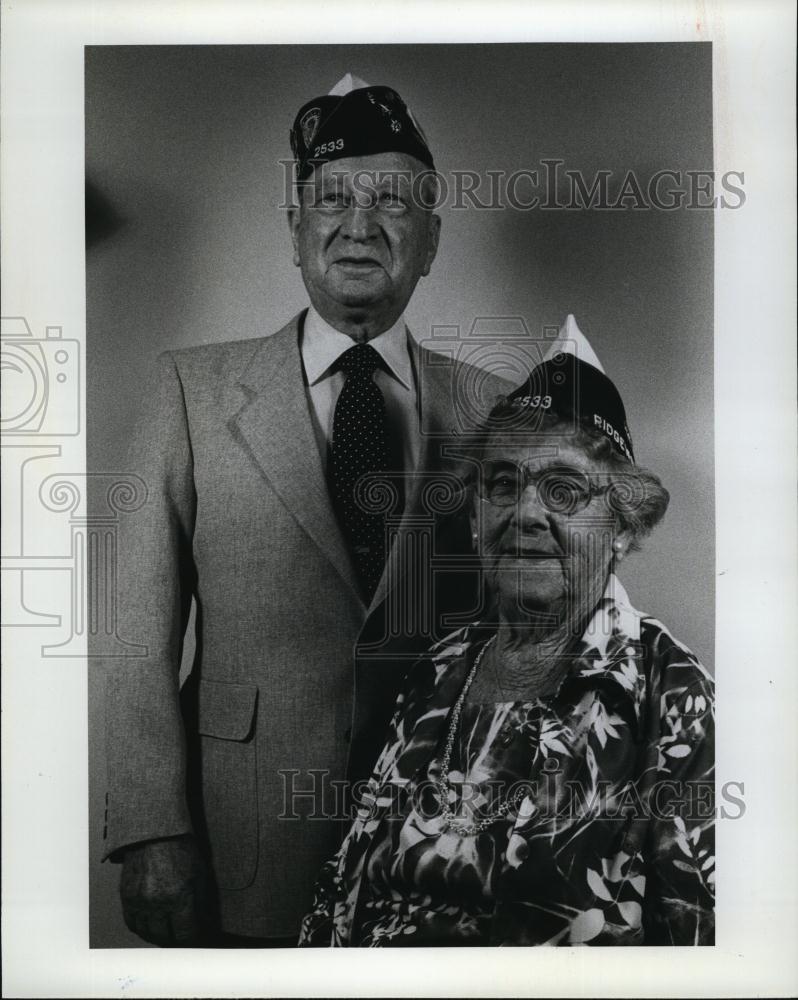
[503,315,635,463]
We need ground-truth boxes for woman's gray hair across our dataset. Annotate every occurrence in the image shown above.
[461,404,670,554]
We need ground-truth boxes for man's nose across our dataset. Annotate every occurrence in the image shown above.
[341,202,377,240]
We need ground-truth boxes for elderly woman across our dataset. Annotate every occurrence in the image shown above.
[299,322,714,947]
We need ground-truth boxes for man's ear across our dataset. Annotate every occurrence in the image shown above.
[421,213,441,277]
[287,206,301,267]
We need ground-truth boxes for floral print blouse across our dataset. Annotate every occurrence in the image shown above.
[299,577,715,947]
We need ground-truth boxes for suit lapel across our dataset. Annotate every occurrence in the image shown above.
[231,314,363,607]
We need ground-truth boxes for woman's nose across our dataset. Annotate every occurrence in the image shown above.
[513,485,550,530]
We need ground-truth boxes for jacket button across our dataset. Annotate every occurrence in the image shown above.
[499,730,515,747]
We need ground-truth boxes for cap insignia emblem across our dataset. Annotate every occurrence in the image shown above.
[299,107,322,147]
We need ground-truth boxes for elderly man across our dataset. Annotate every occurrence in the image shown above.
[103,75,505,947]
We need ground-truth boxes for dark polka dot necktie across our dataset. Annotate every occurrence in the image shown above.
[330,342,392,602]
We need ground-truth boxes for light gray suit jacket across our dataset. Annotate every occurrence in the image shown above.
[103,311,504,937]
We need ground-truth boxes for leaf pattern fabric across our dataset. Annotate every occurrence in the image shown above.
[299,576,714,947]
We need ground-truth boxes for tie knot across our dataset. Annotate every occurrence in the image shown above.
[338,342,382,378]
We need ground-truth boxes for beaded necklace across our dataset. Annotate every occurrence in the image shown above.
[435,635,526,836]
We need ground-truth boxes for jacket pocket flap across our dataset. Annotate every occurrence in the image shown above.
[198,680,258,741]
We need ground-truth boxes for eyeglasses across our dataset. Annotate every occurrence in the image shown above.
[476,466,611,514]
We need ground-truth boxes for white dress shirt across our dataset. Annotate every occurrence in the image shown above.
[300,306,421,474]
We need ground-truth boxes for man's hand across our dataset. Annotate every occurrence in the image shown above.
[120,835,210,947]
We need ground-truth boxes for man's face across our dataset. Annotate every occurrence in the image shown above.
[288,152,441,339]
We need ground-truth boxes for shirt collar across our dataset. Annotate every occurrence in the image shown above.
[301,306,413,389]
[568,574,648,731]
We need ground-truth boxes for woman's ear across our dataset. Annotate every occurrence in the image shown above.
[612,529,632,562]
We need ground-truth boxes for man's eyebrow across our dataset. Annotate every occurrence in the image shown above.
[482,459,521,472]
[369,171,413,191]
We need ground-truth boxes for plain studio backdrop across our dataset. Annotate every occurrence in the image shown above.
[85,43,713,947]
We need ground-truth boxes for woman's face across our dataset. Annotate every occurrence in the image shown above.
[471,434,628,630]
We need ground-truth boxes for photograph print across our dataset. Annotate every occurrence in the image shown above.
[85,42,717,949]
